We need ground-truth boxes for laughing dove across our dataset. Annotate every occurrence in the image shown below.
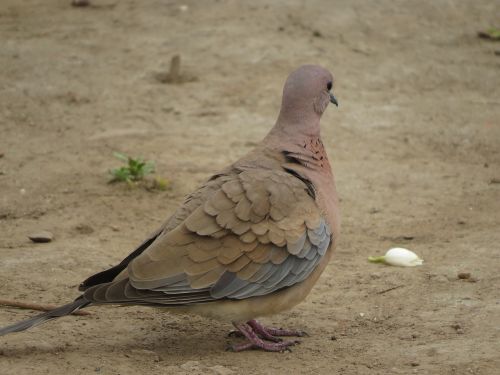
[0,65,340,352]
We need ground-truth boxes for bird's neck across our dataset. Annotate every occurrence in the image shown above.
[272,105,322,138]
[263,119,328,173]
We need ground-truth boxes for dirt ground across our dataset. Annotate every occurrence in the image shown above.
[1,0,499,374]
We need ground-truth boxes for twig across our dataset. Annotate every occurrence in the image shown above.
[168,55,181,82]
[376,285,405,294]
[0,298,91,316]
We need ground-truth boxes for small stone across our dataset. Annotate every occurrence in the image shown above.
[457,272,471,280]
[312,30,323,38]
[451,323,464,334]
[28,230,54,243]
[410,362,419,367]
[330,335,337,340]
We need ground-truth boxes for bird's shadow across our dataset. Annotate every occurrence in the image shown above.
[0,317,237,359]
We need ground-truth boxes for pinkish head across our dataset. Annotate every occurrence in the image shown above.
[280,65,338,119]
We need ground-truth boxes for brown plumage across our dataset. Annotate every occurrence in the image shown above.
[0,65,340,352]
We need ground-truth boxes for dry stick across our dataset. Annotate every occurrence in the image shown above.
[0,299,91,316]
[169,55,181,82]
[376,285,405,295]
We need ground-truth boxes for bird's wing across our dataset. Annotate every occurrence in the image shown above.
[83,168,332,305]
[78,174,232,291]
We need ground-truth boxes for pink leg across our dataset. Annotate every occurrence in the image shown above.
[247,320,282,342]
[248,319,308,338]
[228,322,302,352]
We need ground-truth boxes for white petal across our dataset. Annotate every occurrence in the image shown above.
[384,247,423,267]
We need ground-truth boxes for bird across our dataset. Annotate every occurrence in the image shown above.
[0,64,340,352]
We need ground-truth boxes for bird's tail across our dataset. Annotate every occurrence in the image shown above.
[0,298,90,336]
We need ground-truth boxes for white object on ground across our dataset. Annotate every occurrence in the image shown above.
[368,247,423,267]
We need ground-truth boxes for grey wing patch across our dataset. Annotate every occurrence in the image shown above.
[85,219,331,306]
[211,219,331,299]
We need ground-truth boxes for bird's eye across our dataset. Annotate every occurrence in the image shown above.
[327,81,332,91]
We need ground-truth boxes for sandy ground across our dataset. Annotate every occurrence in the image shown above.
[1,0,499,374]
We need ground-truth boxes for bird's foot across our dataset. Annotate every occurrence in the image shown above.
[228,320,305,352]
[248,319,308,338]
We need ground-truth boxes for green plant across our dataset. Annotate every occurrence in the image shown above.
[109,152,155,185]
[485,28,500,39]
[478,27,500,40]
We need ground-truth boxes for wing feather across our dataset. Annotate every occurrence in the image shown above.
[82,168,332,307]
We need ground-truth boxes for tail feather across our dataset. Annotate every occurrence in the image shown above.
[0,298,90,336]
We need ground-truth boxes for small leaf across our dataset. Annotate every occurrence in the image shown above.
[109,152,156,184]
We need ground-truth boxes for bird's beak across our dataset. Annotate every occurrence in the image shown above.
[329,93,339,107]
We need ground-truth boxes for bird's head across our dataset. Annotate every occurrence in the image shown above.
[281,64,338,116]
[275,65,338,136]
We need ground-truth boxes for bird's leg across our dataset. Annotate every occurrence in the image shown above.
[229,322,300,352]
[248,319,308,338]
[228,320,306,341]
[247,320,282,342]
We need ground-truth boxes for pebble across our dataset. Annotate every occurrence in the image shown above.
[451,323,464,334]
[28,230,54,243]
